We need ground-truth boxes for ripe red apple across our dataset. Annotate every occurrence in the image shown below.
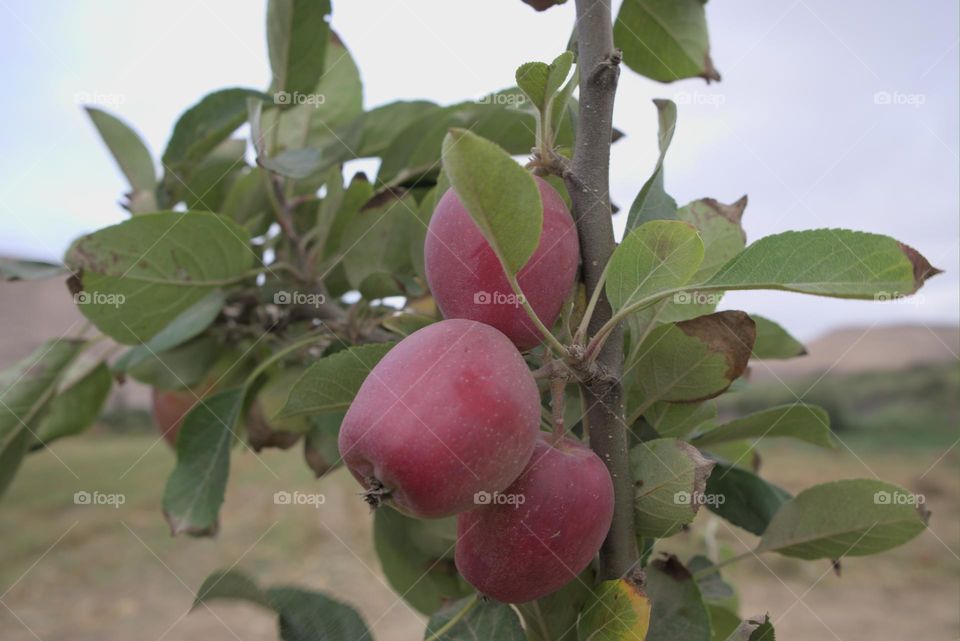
[424,177,580,350]
[338,319,541,518]
[455,435,614,603]
[151,388,202,447]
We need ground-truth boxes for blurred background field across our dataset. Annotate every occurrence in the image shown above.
[1,279,957,639]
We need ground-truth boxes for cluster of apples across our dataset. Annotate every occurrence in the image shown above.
[338,178,615,604]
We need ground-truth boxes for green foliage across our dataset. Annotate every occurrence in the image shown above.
[441,128,543,274]
[577,577,652,640]
[692,404,835,449]
[757,479,928,559]
[374,507,472,614]
[645,556,712,641]
[630,438,714,537]
[65,212,253,344]
[424,596,525,641]
[626,99,678,231]
[704,229,938,298]
[625,311,756,420]
[267,0,331,99]
[162,388,243,536]
[607,220,704,312]
[0,340,86,498]
[615,0,720,82]
[194,568,372,641]
[280,344,394,418]
[84,107,157,203]
[704,463,792,536]
[4,2,944,639]
[749,315,806,359]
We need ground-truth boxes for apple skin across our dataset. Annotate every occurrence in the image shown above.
[338,319,541,519]
[454,435,614,603]
[151,388,201,447]
[424,177,580,350]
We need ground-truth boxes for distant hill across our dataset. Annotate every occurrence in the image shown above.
[753,324,959,381]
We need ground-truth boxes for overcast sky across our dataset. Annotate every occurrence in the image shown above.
[1,0,956,339]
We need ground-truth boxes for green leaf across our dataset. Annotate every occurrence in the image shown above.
[750,315,806,359]
[260,148,323,179]
[515,62,551,111]
[693,404,835,449]
[732,613,776,641]
[162,388,243,536]
[644,400,716,439]
[577,577,652,641]
[125,335,221,390]
[688,555,736,607]
[0,339,85,497]
[161,88,270,196]
[757,479,929,559]
[614,0,720,83]
[516,572,593,641]
[85,107,157,193]
[374,507,472,615]
[378,100,545,191]
[221,169,273,237]
[441,128,542,274]
[704,463,792,536]
[317,172,374,263]
[703,230,941,299]
[340,191,420,298]
[626,99,678,232]
[280,343,394,418]
[626,311,756,420]
[630,438,715,537]
[113,290,225,373]
[0,258,66,282]
[268,587,372,641]
[707,605,743,641]
[267,0,331,99]
[192,571,373,641]
[607,220,704,313]
[515,52,573,112]
[381,313,436,337]
[269,32,363,158]
[180,138,247,212]
[353,100,442,158]
[424,596,524,641]
[645,556,711,641]
[33,361,111,446]
[303,412,343,477]
[65,212,253,344]
[193,568,273,611]
[678,197,748,283]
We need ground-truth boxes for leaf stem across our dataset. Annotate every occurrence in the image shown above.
[691,550,757,580]
[424,594,479,641]
[574,260,610,345]
[506,273,568,355]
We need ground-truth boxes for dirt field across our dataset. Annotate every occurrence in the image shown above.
[1,436,957,641]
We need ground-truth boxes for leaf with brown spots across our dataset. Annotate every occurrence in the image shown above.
[625,311,756,422]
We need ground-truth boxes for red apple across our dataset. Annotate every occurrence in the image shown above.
[338,319,541,518]
[455,435,614,603]
[424,177,580,350]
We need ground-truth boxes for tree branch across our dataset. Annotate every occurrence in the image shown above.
[565,0,636,579]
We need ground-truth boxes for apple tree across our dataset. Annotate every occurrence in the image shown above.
[0,1,940,639]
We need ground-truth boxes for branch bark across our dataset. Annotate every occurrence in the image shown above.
[565,0,636,579]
